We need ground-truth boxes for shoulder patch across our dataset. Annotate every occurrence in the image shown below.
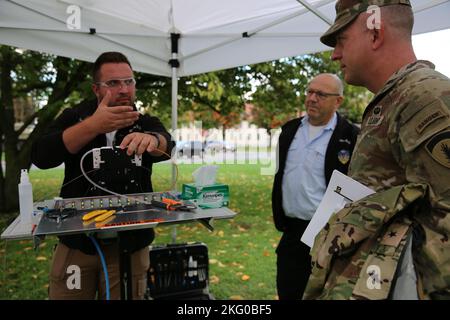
[425,130,450,169]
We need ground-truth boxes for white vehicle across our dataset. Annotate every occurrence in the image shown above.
[177,141,205,157]
[205,140,237,153]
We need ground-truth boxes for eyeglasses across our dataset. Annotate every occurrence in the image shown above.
[96,77,136,88]
[306,89,340,100]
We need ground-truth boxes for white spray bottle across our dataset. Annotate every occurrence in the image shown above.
[18,169,33,226]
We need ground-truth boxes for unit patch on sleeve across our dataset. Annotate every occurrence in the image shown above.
[425,130,450,169]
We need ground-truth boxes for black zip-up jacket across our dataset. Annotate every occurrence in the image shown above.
[32,99,175,254]
[272,113,360,232]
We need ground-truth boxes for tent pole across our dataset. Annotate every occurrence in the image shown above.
[171,57,178,191]
[170,33,180,244]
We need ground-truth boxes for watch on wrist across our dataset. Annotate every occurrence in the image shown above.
[149,132,161,149]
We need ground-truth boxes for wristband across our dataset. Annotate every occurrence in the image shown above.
[147,132,161,149]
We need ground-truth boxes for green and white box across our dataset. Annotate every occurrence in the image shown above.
[181,183,229,209]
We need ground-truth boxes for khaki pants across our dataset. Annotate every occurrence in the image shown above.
[49,242,150,300]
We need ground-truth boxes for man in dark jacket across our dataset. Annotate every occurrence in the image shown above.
[272,73,359,299]
[32,52,174,300]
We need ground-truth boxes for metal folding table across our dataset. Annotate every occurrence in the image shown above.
[1,192,236,299]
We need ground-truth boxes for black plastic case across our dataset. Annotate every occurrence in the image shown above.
[147,242,213,300]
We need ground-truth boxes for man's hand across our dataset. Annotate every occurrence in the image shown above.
[63,91,139,154]
[119,132,160,156]
[88,91,139,134]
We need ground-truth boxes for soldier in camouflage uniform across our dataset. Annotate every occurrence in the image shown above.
[303,0,450,300]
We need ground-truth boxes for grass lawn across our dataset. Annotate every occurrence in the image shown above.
[0,163,280,300]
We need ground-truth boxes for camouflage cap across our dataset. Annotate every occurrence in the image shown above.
[320,0,411,47]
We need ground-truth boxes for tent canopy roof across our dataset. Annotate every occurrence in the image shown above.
[1,0,449,77]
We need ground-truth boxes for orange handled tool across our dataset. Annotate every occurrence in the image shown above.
[151,198,196,211]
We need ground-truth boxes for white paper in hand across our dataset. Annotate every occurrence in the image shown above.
[301,170,375,247]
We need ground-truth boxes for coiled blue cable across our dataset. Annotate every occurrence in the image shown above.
[88,236,110,300]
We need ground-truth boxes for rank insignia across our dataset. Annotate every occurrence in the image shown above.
[425,130,450,169]
[367,116,384,126]
[373,106,382,115]
[367,105,383,126]
[338,149,350,165]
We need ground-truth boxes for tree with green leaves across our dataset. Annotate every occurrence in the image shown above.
[136,69,251,131]
[247,51,371,132]
[0,46,91,212]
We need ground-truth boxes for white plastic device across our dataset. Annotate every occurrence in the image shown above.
[92,146,142,169]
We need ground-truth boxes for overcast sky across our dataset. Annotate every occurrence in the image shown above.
[412,28,450,78]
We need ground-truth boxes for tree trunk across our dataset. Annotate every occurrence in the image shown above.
[3,157,21,213]
[0,131,4,212]
[0,46,20,213]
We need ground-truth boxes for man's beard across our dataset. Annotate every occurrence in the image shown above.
[110,94,134,106]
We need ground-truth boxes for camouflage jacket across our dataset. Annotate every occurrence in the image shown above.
[304,61,450,300]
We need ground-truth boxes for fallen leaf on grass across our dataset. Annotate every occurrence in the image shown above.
[210,275,220,284]
[209,259,217,264]
[229,295,244,300]
[231,262,245,270]
[35,256,47,261]
[241,275,250,281]
[217,230,224,237]
[263,250,270,257]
